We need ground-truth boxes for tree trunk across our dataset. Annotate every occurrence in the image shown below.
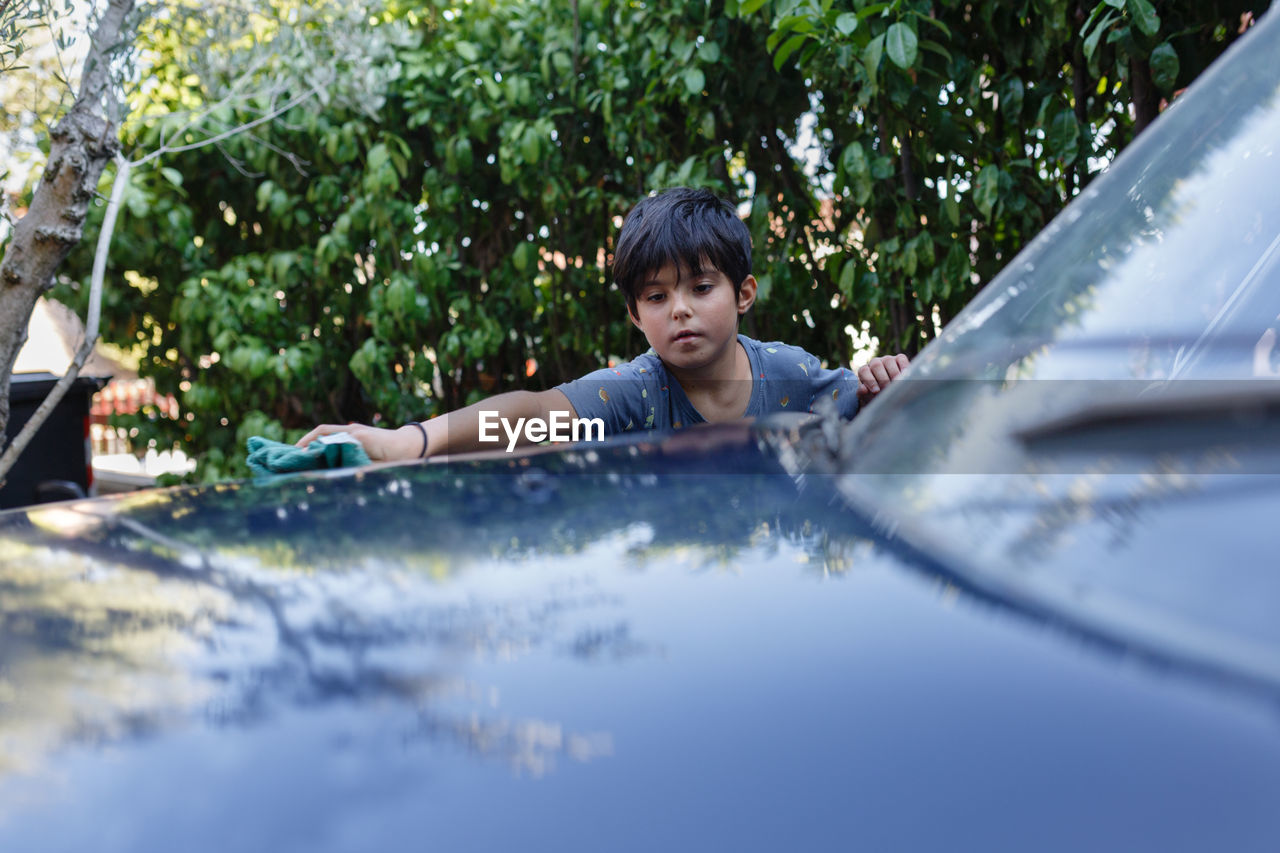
[1130,56,1161,137]
[0,0,135,455]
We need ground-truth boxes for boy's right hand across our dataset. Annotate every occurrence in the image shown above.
[295,423,425,462]
[856,353,911,405]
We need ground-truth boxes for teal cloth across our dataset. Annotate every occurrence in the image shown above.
[246,435,371,478]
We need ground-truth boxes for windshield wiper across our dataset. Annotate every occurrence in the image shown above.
[1015,381,1280,449]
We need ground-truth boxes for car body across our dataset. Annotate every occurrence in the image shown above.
[2,12,1280,852]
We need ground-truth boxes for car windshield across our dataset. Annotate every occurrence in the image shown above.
[895,14,1280,388]
[846,12,1280,472]
[823,13,1280,689]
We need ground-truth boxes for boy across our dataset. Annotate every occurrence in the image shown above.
[297,187,909,460]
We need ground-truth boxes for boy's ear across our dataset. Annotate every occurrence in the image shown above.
[628,304,643,329]
[736,275,758,315]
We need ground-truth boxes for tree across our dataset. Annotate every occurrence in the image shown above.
[735,0,1269,353]
[51,0,815,481]
[47,0,1271,484]
[0,0,405,486]
[0,0,55,76]
[0,0,134,486]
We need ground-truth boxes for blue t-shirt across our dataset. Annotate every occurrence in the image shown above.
[557,335,860,434]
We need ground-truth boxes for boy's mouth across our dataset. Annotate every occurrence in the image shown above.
[673,330,700,343]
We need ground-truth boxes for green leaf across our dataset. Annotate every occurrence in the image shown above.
[255,180,275,212]
[901,239,918,276]
[841,142,869,179]
[838,257,857,297]
[521,127,540,164]
[885,22,918,69]
[842,142,871,204]
[862,33,885,80]
[697,41,721,63]
[974,165,1000,219]
[944,191,960,228]
[160,167,183,187]
[1001,78,1025,120]
[1080,2,1107,37]
[739,0,768,14]
[683,67,706,95]
[455,41,479,63]
[919,39,952,64]
[1107,26,1134,53]
[773,34,809,71]
[1126,0,1159,36]
[910,12,952,40]
[454,135,473,172]
[835,13,858,35]
[943,243,969,298]
[943,164,959,227]
[1083,9,1116,61]
[1150,41,1179,91]
[870,156,894,180]
[1045,110,1080,163]
[771,16,815,52]
[513,241,535,273]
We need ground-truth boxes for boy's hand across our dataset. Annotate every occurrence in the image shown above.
[856,354,910,405]
[294,423,425,462]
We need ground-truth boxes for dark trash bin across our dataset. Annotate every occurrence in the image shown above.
[2,372,109,509]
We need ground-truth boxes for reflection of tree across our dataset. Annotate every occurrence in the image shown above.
[0,435,878,785]
[0,540,234,774]
[0,533,624,782]
[831,429,1280,696]
[48,435,875,576]
[409,696,614,779]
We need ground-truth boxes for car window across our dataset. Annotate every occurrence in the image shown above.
[902,17,1280,387]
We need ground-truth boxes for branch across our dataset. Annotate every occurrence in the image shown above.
[129,81,326,168]
[129,47,278,151]
[0,157,130,488]
[242,129,311,175]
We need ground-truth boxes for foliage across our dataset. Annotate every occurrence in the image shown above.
[0,0,56,76]
[1,0,75,189]
[50,0,1268,482]
[735,0,1267,351]
[57,0,814,481]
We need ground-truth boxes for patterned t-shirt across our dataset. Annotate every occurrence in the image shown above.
[556,335,860,434]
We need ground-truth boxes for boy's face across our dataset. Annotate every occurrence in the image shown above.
[628,262,757,374]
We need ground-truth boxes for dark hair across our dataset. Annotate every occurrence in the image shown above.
[612,187,752,315]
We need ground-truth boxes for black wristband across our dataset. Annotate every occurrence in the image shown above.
[411,421,429,458]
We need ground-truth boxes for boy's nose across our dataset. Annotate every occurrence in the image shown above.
[670,293,692,318]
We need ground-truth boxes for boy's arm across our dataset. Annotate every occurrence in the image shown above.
[295,389,578,461]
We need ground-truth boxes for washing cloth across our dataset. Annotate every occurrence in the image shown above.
[246,433,371,478]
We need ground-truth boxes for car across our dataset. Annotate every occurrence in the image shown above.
[2,12,1279,852]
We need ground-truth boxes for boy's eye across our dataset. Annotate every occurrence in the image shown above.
[694,282,714,293]
[644,292,664,302]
